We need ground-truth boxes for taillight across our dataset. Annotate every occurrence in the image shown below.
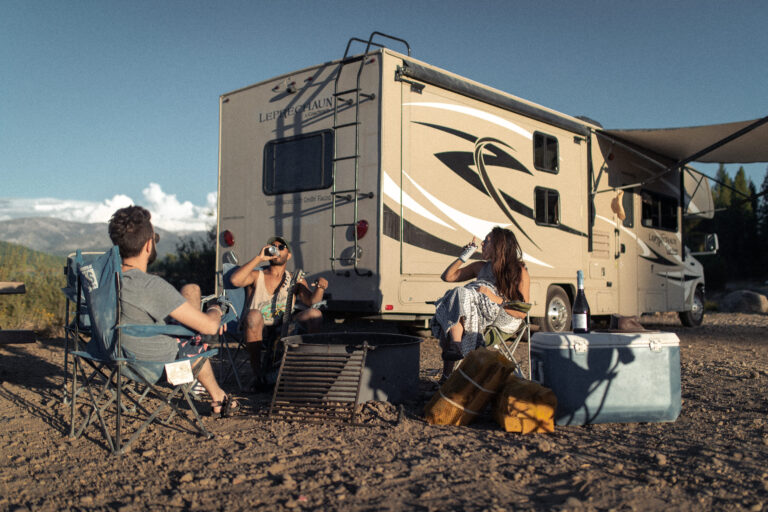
[356,220,369,240]
[222,230,235,247]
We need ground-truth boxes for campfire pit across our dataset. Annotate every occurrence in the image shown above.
[269,332,423,423]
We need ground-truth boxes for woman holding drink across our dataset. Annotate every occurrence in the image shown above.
[431,226,530,381]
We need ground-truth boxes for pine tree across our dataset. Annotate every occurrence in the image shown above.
[732,166,752,215]
[712,163,733,208]
[758,166,768,278]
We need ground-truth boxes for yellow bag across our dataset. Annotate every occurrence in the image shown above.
[492,375,557,433]
[425,348,514,426]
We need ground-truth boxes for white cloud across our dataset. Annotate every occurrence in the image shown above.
[0,183,216,232]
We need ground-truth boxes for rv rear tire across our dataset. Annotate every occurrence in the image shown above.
[679,287,705,327]
[538,286,571,332]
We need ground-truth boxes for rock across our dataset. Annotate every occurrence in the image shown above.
[655,453,668,466]
[720,291,768,314]
[180,472,194,483]
[232,474,247,485]
[564,496,582,508]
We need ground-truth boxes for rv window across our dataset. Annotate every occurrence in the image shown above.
[641,191,678,231]
[533,132,558,173]
[535,187,559,226]
[263,130,334,195]
[622,190,634,228]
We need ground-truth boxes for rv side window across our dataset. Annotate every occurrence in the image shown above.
[535,187,559,226]
[622,190,634,228]
[533,132,558,173]
[641,191,678,231]
[263,130,334,195]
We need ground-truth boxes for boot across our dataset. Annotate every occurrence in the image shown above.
[246,341,270,393]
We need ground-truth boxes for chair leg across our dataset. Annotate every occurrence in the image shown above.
[69,351,78,438]
[73,364,118,453]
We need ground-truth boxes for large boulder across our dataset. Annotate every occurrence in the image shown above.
[719,290,768,314]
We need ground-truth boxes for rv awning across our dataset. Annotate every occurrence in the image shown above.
[603,117,768,164]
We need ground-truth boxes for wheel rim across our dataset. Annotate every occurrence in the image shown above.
[547,297,569,331]
[691,291,704,322]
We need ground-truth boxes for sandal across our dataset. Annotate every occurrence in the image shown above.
[212,394,240,418]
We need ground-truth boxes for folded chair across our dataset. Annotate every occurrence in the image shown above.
[484,301,532,380]
[68,247,230,455]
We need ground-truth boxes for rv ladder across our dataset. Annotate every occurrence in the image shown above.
[330,32,410,277]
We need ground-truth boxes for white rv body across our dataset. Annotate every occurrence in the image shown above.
[216,47,711,330]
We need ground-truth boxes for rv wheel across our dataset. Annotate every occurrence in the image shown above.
[539,286,571,332]
[678,287,705,327]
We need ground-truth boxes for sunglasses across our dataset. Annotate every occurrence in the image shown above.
[152,233,160,244]
[272,243,287,251]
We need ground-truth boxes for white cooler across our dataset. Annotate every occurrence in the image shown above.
[530,331,681,425]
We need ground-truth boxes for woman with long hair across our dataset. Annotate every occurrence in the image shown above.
[431,226,530,380]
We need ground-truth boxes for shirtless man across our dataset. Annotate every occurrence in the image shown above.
[229,236,328,390]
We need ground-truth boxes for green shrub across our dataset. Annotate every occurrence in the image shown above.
[0,241,65,334]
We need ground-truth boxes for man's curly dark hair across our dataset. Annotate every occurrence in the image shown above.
[108,206,154,258]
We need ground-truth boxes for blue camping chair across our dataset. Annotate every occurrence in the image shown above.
[68,247,232,455]
[206,263,249,391]
[61,251,102,402]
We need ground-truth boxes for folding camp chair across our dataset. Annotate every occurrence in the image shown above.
[61,252,102,402]
[484,301,532,380]
[430,297,532,380]
[68,247,230,455]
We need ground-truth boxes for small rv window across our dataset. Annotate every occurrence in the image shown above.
[641,191,678,231]
[622,190,634,228]
[535,187,559,226]
[263,130,334,195]
[533,132,558,173]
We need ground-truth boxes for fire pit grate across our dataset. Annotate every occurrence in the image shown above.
[269,340,370,424]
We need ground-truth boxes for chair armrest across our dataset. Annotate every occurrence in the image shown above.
[500,301,532,314]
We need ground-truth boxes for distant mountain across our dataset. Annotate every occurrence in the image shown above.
[0,217,206,258]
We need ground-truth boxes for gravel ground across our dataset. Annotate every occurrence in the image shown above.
[0,312,767,511]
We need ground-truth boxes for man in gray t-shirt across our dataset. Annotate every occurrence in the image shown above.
[108,205,239,417]
[120,269,187,362]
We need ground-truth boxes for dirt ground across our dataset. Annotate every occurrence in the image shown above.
[1,312,767,511]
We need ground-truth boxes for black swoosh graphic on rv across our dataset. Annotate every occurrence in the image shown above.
[413,122,586,242]
[664,273,700,283]
[474,137,540,250]
[413,122,478,144]
[415,122,532,181]
[640,246,679,267]
[434,152,486,194]
[382,204,481,259]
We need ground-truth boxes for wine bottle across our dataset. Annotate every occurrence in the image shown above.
[572,270,590,333]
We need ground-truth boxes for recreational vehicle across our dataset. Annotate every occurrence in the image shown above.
[216,34,722,332]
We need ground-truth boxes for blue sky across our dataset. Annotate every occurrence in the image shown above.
[1,0,766,230]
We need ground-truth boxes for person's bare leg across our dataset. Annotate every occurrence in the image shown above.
[295,308,323,333]
[194,359,237,413]
[442,318,465,378]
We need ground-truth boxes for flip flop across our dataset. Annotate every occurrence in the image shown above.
[220,394,240,418]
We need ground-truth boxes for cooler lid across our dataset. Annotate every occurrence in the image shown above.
[531,332,679,353]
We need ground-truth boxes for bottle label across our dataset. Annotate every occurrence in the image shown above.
[573,313,588,331]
